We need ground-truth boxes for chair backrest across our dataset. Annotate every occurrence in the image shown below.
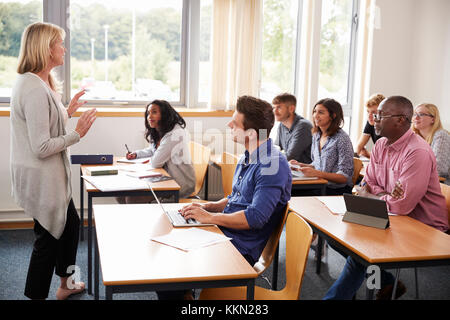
[440,183,450,227]
[253,205,290,275]
[220,152,239,197]
[352,157,364,185]
[280,210,313,299]
[189,141,211,197]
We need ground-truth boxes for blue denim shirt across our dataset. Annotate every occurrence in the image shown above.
[311,129,354,189]
[220,139,292,265]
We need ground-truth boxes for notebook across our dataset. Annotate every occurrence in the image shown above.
[145,180,215,228]
[291,169,318,181]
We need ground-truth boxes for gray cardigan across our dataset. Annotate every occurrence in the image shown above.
[10,73,80,239]
[136,124,195,198]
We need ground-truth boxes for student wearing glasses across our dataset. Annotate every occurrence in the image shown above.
[324,96,448,300]
[355,93,385,158]
[412,103,450,184]
[289,98,354,195]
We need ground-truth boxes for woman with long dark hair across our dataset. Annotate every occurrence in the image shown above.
[290,98,354,195]
[122,100,195,201]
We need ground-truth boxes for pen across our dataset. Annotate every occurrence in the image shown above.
[125,144,131,154]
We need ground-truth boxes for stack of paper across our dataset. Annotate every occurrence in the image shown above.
[126,171,162,179]
[82,174,149,192]
[116,157,152,164]
[151,228,231,251]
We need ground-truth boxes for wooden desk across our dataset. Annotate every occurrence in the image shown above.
[79,157,180,295]
[93,203,257,300]
[289,196,450,299]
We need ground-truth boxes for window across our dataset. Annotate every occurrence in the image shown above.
[318,0,358,111]
[0,0,43,102]
[198,0,212,104]
[70,0,183,104]
[260,0,300,102]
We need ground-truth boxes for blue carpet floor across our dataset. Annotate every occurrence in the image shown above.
[1,227,449,300]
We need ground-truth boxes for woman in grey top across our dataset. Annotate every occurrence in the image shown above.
[10,22,96,299]
[412,103,450,184]
[122,100,195,201]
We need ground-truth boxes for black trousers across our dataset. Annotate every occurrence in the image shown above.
[24,199,80,299]
[291,185,353,197]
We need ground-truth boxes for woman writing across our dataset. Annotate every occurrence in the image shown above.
[290,98,354,195]
[121,100,195,202]
[10,22,97,300]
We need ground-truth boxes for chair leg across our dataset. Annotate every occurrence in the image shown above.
[414,267,419,299]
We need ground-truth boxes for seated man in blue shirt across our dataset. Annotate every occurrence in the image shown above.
[181,95,292,266]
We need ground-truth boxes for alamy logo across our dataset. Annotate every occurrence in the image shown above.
[366,265,381,290]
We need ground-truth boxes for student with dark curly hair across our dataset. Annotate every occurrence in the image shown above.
[120,100,195,202]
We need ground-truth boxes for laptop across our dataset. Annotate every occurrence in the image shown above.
[342,193,390,229]
[145,180,215,228]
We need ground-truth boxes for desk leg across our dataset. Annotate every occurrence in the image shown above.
[106,286,113,300]
[246,279,255,300]
[88,194,92,295]
[315,236,323,274]
[391,269,401,300]
[272,244,279,290]
[94,228,99,300]
[321,184,326,196]
[204,166,209,201]
[80,168,84,241]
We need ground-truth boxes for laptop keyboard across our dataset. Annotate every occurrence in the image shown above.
[167,210,198,225]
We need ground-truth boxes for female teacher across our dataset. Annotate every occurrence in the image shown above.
[10,22,97,300]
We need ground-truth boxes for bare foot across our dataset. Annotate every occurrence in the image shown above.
[56,282,86,300]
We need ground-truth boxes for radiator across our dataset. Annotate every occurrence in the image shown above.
[202,163,224,201]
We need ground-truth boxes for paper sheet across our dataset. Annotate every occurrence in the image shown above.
[151,228,232,252]
[315,196,347,215]
[82,173,149,191]
[116,157,152,164]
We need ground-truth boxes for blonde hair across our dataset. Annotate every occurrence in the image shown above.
[365,93,385,108]
[412,103,446,145]
[17,22,65,92]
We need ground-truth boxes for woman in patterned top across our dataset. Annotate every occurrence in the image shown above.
[412,103,450,184]
[290,98,354,195]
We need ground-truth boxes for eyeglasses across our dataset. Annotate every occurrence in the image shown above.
[373,114,407,121]
[413,113,434,118]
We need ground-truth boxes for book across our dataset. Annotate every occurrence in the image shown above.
[85,166,118,176]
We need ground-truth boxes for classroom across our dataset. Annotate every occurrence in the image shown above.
[0,0,449,305]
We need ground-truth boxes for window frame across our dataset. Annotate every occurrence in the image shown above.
[26,0,202,108]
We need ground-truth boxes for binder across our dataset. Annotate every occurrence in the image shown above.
[71,154,113,165]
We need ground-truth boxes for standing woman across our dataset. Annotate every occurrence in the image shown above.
[123,100,195,201]
[290,98,354,195]
[10,22,97,300]
[412,103,450,183]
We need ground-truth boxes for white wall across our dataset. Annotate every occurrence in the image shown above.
[370,0,450,127]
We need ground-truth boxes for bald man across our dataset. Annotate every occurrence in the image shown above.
[324,96,448,300]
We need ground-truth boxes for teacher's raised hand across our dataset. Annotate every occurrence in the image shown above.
[67,89,88,117]
[75,108,97,138]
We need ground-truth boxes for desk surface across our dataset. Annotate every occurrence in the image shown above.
[94,203,257,286]
[81,158,180,192]
[292,177,328,185]
[289,196,450,264]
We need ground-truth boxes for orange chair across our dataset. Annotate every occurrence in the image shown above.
[199,210,313,300]
[219,152,239,197]
[179,141,211,203]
